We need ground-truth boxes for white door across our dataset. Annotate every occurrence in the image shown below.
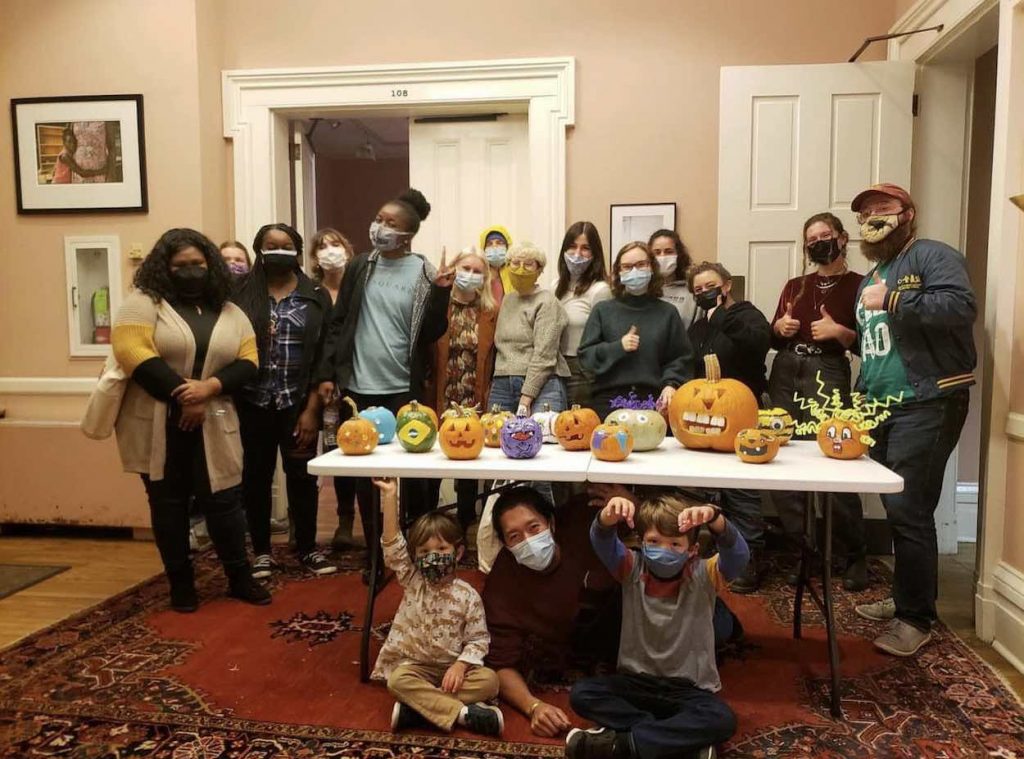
[292,128,318,273]
[409,115,530,272]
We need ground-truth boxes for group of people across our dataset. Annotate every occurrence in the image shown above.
[104,181,975,759]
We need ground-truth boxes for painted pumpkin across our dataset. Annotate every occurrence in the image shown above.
[337,396,378,455]
[817,417,869,460]
[396,400,438,453]
[669,354,759,452]
[757,407,795,445]
[604,408,667,452]
[554,404,600,451]
[734,428,781,464]
[531,403,560,444]
[397,400,439,430]
[481,404,514,448]
[441,401,480,420]
[591,422,634,462]
[359,406,397,444]
[500,415,544,460]
[439,405,485,460]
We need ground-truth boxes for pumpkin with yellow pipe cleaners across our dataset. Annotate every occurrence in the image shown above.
[817,417,870,460]
[669,354,758,451]
[554,404,600,451]
[757,407,796,445]
[734,428,781,464]
[481,404,514,448]
[439,404,485,460]
[396,400,438,453]
[337,397,379,455]
[590,421,634,462]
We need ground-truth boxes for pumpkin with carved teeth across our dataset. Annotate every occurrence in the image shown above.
[734,428,781,464]
[669,354,759,452]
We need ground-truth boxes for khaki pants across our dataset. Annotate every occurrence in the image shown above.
[386,662,500,730]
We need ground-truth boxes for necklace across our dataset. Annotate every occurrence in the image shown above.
[812,265,846,312]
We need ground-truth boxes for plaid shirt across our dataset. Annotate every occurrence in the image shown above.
[242,292,308,410]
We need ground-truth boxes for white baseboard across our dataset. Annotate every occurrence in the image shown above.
[991,561,1024,677]
[956,481,979,543]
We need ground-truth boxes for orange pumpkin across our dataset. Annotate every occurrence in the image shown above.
[397,401,439,430]
[734,428,781,464]
[439,405,485,460]
[337,396,379,455]
[590,422,634,462]
[669,354,758,452]
[757,408,796,445]
[554,404,601,451]
[817,417,869,460]
[481,404,514,448]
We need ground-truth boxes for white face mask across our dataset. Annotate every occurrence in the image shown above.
[656,255,678,277]
[317,245,346,271]
[509,529,556,572]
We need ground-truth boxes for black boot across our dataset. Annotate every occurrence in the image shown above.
[226,565,272,605]
[167,566,198,613]
[729,550,761,594]
[332,514,366,551]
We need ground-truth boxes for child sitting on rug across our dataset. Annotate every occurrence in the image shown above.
[567,492,749,759]
[371,477,503,736]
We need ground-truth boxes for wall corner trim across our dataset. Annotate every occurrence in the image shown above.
[1005,412,1024,441]
[991,561,1024,676]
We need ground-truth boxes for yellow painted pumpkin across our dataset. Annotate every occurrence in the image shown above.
[397,401,439,430]
[337,396,379,455]
[590,422,634,462]
[554,404,601,451]
[396,401,438,453]
[817,417,869,460]
[734,428,781,464]
[481,404,514,448]
[669,354,759,452]
[439,405,485,460]
[757,407,796,445]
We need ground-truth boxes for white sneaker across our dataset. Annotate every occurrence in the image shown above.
[855,597,896,622]
[251,554,275,579]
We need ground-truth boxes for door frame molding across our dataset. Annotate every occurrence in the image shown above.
[222,57,575,261]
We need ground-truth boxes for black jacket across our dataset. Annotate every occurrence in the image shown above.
[856,238,977,401]
[315,250,451,396]
[688,300,771,398]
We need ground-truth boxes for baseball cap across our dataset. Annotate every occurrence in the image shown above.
[851,183,915,212]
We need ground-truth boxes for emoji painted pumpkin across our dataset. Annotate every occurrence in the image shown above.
[439,405,485,460]
[554,405,601,451]
[669,354,758,452]
[337,396,378,455]
[591,422,634,462]
[481,404,514,448]
[359,406,397,444]
[757,408,795,445]
[396,400,438,453]
[499,415,544,459]
[817,417,869,460]
[531,403,560,444]
[604,408,667,452]
[734,428,781,464]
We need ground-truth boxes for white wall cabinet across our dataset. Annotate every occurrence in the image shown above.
[64,235,121,357]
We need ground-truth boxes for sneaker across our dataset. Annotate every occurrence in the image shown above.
[873,618,932,657]
[251,554,275,579]
[855,597,895,622]
[228,574,272,606]
[269,517,289,535]
[843,555,869,592]
[301,550,338,576]
[566,727,618,759]
[697,747,718,759]
[390,701,430,731]
[462,703,503,737]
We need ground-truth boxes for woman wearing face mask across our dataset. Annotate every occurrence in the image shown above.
[578,242,693,422]
[428,247,497,531]
[555,221,611,408]
[488,242,570,416]
[219,240,250,280]
[480,225,514,308]
[648,229,697,328]
[767,212,868,591]
[110,228,269,611]
[315,188,454,581]
[234,223,337,581]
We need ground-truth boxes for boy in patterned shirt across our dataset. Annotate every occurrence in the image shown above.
[371,477,503,735]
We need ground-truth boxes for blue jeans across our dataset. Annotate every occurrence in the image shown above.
[487,375,567,414]
[570,673,736,759]
[870,390,969,631]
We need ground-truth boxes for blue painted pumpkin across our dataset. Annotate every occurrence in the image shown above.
[359,406,397,444]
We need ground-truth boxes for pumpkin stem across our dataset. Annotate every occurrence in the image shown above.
[341,396,359,418]
[703,354,722,383]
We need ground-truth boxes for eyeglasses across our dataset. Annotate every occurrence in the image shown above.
[855,208,903,224]
[510,259,539,271]
[618,261,652,274]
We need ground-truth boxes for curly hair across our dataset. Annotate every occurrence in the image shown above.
[133,228,232,305]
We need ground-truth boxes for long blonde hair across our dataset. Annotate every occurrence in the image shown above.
[451,247,496,311]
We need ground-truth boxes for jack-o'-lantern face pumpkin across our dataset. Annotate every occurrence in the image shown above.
[757,408,795,445]
[669,354,759,452]
[396,401,438,453]
[554,405,600,451]
[439,406,485,460]
[337,396,379,455]
[734,428,780,464]
[591,422,634,462]
[817,417,869,460]
[481,404,514,448]
[500,415,544,459]
[604,409,667,452]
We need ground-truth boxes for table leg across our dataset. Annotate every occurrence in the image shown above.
[793,490,814,640]
[359,486,382,684]
[821,495,843,718]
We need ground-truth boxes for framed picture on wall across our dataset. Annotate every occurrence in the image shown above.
[609,202,677,258]
[10,94,147,214]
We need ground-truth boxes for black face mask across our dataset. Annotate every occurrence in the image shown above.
[695,287,722,311]
[171,265,209,299]
[807,238,842,265]
[262,252,298,275]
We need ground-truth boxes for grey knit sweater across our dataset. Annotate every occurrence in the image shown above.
[493,288,570,399]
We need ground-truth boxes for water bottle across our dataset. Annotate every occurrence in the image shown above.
[323,396,340,449]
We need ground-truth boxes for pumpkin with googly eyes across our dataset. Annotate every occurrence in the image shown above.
[669,354,758,451]
[817,417,869,460]
[603,408,667,452]
[734,428,781,464]
[757,408,796,445]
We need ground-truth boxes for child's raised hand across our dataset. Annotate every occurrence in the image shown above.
[599,496,635,529]
[372,477,397,497]
[678,505,720,533]
[441,661,467,693]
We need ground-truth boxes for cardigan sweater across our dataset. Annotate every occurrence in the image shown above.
[428,298,498,413]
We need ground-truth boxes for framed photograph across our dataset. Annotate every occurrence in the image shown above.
[11,94,147,214]
[609,202,677,258]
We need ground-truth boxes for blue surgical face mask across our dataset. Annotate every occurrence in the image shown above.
[455,270,485,291]
[620,268,653,295]
[642,544,690,579]
[564,252,591,278]
[485,246,508,268]
[509,529,556,572]
[370,221,407,252]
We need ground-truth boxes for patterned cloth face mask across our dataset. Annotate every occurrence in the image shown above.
[415,551,457,583]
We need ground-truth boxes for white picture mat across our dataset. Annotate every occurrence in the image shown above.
[610,203,676,257]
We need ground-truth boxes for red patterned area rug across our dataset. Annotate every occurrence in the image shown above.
[0,548,1021,758]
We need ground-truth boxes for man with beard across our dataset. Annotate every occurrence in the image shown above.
[850,183,976,657]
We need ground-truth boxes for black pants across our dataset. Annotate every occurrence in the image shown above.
[238,400,319,557]
[767,349,866,559]
[872,390,969,631]
[141,424,248,581]
[570,673,736,759]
